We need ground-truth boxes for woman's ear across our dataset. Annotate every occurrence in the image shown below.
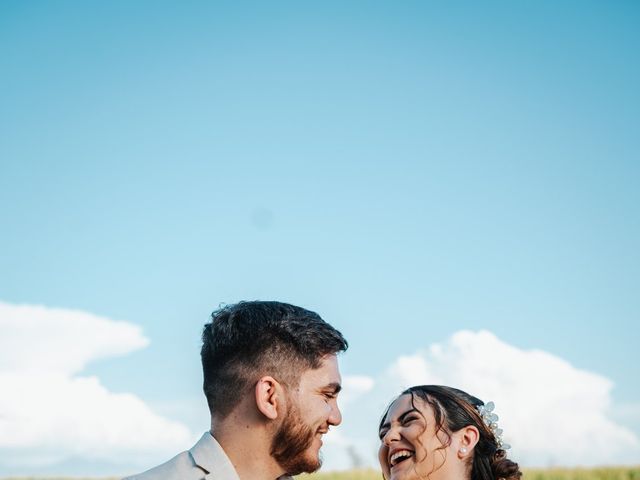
[255,376,282,420]
[456,425,480,459]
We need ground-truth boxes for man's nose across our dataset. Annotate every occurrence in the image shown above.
[328,402,342,426]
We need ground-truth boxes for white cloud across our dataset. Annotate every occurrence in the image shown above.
[0,301,194,472]
[321,330,640,470]
[3,305,635,473]
[0,302,149,375]
[339,375,375,409]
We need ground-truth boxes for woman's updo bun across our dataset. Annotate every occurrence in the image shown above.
[490,448,522,480]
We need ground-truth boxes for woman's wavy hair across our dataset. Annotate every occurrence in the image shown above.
[380,385,521,480]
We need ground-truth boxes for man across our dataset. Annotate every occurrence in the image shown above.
[124,301,348,480]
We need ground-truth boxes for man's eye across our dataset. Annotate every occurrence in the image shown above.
[324,392,337,400]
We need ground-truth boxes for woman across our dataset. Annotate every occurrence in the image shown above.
[378,385,521,480]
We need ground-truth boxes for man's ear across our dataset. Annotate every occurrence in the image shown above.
[255,376,283,420]
[456,425,480,459]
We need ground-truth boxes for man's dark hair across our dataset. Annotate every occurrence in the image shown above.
[201,300,348,418]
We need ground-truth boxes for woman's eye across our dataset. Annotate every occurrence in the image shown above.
[378,430,388,440]
[403,415,417,424]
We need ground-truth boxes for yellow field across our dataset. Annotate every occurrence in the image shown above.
[299,467,640,480]
[2,467,639,480]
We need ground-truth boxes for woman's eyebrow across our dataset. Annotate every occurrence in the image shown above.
[398,408,419,422]
[379,408,419,432]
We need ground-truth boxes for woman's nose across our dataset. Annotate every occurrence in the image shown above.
[382,426,401,446]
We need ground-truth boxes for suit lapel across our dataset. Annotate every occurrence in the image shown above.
[189,432,240,480]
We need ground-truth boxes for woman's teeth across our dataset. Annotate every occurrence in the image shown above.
[390,449,414,467]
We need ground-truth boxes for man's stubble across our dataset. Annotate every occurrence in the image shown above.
[270,399,321,476]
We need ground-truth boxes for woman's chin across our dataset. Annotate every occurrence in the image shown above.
[388,459,416,480]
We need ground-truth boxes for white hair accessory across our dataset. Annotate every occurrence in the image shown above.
[476,401,511,450]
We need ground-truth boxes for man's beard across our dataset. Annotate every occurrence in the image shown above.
[270,402,322,476]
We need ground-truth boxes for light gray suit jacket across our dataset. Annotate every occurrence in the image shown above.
[123,432,239,480]
[123,432,293,480]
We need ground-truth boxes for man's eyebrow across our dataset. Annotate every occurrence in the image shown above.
[324,382,342,394]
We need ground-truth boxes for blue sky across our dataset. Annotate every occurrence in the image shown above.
[1,1,639,475]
